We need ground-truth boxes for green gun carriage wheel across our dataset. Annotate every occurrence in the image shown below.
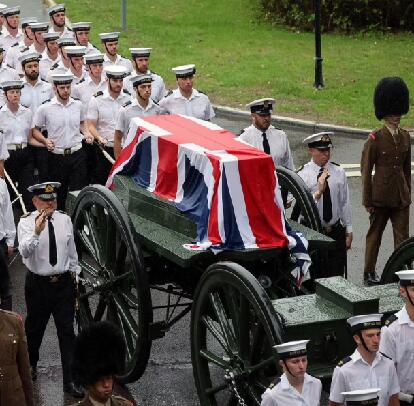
[381,236,414,283]
[191,262,284,405]
[72,185,153,383]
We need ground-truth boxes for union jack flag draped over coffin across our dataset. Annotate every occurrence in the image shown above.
[106,115,311,284]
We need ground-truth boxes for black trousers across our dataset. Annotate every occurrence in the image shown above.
[5,147,35,211]
[324,221,347,277]
[30,145,49,183]
[24,271,76,384]
[48,148,87,211]
[83,140,96,185]
[0,239,11,309]
[93,145,114,185]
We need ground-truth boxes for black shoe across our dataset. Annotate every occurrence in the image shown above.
[364,272,380,286]
[63,382,84,398]
[31,366,37,382]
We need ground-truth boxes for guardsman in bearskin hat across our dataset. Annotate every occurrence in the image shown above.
[70,321,134,406]
[361,77,411,286]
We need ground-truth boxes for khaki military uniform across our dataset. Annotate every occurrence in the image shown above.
[361,126,411,274]
[70,394,134,406]
[0,310,34,406]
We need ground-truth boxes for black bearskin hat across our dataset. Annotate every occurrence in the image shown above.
[374,76,409,120]
[71,321,126,386]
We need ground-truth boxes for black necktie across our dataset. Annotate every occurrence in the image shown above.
[262,132,270,154]
[317,167,332,222]
[48,217,57,266]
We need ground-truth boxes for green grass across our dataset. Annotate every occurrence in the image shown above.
[64,0,414,128]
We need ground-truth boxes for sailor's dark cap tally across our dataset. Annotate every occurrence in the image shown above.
[21,17,38,29]
[130,74,153,87]
[395,270,414,287]
[50,73,74,85]
[104,65,129,79]
[43,32,60,42]
[347,314,383,334]
[341,388,381,406]
[246,98,275,116]
[57,36,76,48]
[99,32,120,43]
[29,22,49,32]
[71,22,91,32]
[28,182,61,201]
[1,80,24,91]
[84,52,104,65]
[3,6,20,17]
[273,339,309,360]
[65,45,87,57]
[48,3,65,16]
[303,131,334,149]
[172,64,196,78]
[129,47,152,58]
[19,51,42,65]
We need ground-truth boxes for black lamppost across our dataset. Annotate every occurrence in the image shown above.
[314,0,324,89]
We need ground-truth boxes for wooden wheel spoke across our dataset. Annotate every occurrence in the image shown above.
[95,205,118,268]
[238,293,250,362]
[120,291,139,309]
[209,292,237,352]
[76,228,100,265]
[83,209,104,265]
[199,349,231,369]
[79,259,101,279]
[115,240,128,275]
[112,293,138,339]
[93,295,107,321]
[201,315,231,354]
[250,324,265,364]
[247,356,276,375]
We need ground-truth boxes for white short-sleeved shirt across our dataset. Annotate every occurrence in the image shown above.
[380,306,414,393]
[103,53,133,72]
[158,88,215,121]
[4,41,33,73]
[0,65,21,106]
[115,98,163,142]
[124,70,166,103]
[2,28,23,51]
[0,131,9,160]
[0,103,32,145]
[87,89,131,142]
[39,51,61,81]
[18,209,80,275]
[46,62,88,85]
[239,124,294,170]
[20,78,54,114]
[329,349,399,406]
[32,96,84,149]
[0,178,15,246]
[297,160,353,233]
[71,76,107,112]
[261,373,322,406]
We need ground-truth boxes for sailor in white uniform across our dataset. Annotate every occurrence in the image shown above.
[380,270,414,406]
[71,22,98,56]
[29,22,48,55]
[298,132,352,276]
[125,47,165,102]
[47,45,87,84]
[2,6,23,51]
[114,73,163,158]
[0,41,20,106]
[47,3,73,38]
[99,32,132,72]
[329,314,399,406]
[261,340,322,406]
[158,64,215,121]
[239,98,294,170]
[39,32,60,80]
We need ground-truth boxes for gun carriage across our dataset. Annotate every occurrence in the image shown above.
[66,116,403,405]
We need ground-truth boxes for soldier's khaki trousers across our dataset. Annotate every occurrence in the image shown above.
[364,206,409,274]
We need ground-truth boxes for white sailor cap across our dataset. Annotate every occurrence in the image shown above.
[48,3,65,16]
[395,270,414,286]
[57,36,76,47]
[347,314,383,334]
[0,80,23,91]
[29,22,49,32]
[99,32,120,42]
[65,45,87,57]
[50,73,74,85]
[172,64,196,78]
[246,98,275,115]
[129,47,152,58]
[18,51,42,65]
[104,65,128,79]
[84,52,104,64]
[42,32,60,42]
[303,132,334,149]
[342,389,380,405]
[130,74,153,87]
[21,17,37,29]
[0,4,7,14]
[3,6,20,16]
[273,340,309,360]
[72,22,91,32]
[28,182,61,200]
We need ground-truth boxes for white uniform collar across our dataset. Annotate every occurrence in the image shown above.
[22,77,43,87]
[310,159,330,169]
[280,372,312,391]
[133,97,155,111]
[351,348,382,366]
[173,88,200,100]
[51,95,76,107]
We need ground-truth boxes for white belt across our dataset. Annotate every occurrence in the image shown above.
[51,144,82,155]
[7,142,27,151]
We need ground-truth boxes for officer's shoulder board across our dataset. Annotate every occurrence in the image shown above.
[238,129,245,136]
[197,89,207,95]
[267,377,281,390]
[20,210,35,218]
[67,27,73,32]
[151,98,159,105]
[11,42,18,48]
[368,129,381,141]
[71,96,81,101]
[122,100,132,107]
[20,103,29,109]
[384,313,398,327]
[164,89,173,98]
[122,88,131,95]
[41,78,48,83]
[380,351,392,360]
[93,90,103,98]
[331,161,340,166]
[51,62,60,70]
[77,78,85,84]
[41,98,51,105]
[6,63,14,69]
[337,356,352,367]
[149,69,157,75]
[58,210,66,214]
